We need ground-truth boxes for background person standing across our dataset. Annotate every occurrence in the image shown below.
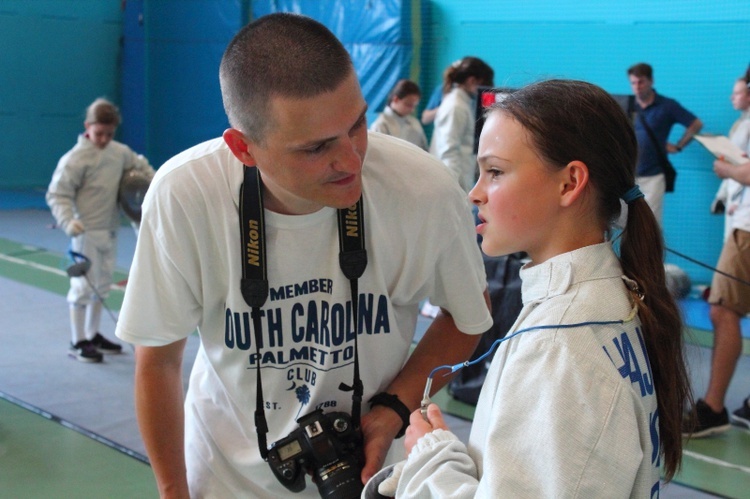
[370,79,428,150]
[685,73,750,437]
[712,76,750,240]
[430,56,494,193]
[627,62,703,226]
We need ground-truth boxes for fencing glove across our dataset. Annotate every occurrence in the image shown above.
[63,219,85,237]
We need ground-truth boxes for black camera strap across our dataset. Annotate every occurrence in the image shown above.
[239,165,367,460]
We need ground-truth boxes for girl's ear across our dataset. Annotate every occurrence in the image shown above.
[559,160,590,207]
[223,128,257,166]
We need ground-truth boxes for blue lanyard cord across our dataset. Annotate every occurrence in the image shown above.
[419,316,637,420]
[420,318,627,420]
[427,319,626,381]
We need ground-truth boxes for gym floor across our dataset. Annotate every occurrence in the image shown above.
[1,198,748,497]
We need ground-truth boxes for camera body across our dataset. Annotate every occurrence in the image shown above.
[267,409,364,498]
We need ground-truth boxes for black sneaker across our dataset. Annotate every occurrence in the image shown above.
[682,399,731,437]
[731,397,750,429]
[91,332,123,354]
[69,340,103,363]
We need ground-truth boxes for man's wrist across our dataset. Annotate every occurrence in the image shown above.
[369,392,411,438]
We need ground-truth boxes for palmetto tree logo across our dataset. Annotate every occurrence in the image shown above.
[290,383,311,419]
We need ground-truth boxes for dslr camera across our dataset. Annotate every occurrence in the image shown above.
[267,409,364,498]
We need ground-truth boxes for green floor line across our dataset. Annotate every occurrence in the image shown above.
[0,237,126,310]
[674,428,750,497]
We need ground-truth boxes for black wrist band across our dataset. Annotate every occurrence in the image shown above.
[369,392,411,438]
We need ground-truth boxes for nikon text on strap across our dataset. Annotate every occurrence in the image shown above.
[239,165,367,460]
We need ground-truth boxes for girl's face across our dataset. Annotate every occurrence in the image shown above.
[84,122,117,149]
[391,94,420,117]
[469,112,568,263]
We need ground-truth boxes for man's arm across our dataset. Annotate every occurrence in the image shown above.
[421,85,444,126]
[134,339,189,499]
[421,107,439,126]
[667,118,703,153]
[714,158,750,185]
[359,289,491,483]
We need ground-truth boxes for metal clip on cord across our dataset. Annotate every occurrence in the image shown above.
[420,377,433,421]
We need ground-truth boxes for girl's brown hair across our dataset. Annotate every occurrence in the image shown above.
[442,56,494,94]
[85,98,121,127]
[388,79,421,105]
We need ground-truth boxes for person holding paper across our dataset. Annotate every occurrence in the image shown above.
[711,76,750,240]
[684,74,750,437]
[627,63,703,226]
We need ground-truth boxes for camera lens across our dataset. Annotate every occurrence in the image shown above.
[314,459,364,498]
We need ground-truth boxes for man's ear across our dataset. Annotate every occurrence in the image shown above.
[223,128,256,166]
[559,160,590,207]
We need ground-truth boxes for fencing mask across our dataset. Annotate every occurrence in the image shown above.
[118,169,152,224]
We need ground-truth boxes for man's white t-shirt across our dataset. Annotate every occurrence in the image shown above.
[116,132,492,497]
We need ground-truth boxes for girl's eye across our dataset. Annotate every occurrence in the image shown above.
[488,168,502,178]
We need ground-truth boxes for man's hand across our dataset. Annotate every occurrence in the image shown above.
[404,404,448,455]
[714,158,734,179]
[63,219,85,236]
[714,158,750,185]
[359,404,403,485]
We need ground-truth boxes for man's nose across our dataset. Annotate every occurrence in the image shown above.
[334,137,362,172]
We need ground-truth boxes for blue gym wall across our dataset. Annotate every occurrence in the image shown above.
[121,0,419,168]
[0,2,123,190]
[1,1,748,284]
[420,0,750,284]
[251,0,421,128]
[118,0,241,171]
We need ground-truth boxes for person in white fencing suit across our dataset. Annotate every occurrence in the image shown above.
[370,79,428,150]
[47,97,154,363]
